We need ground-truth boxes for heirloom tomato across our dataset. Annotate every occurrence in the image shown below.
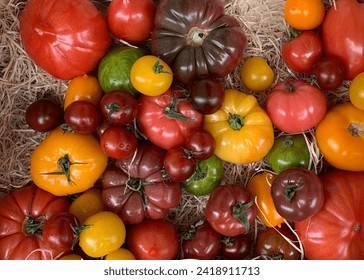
[315,102,364,171]
[185,129,216,161]
[127,219,179,260]
[295,170,364,260]
[247,171,284,228]
[240,57,274,91]
[102,141,181,224]
[221,234,252,260]
[203,89,274,164]
[137,86,204,150]
[266,134,310,174]
[266,79,327,133]
[19,0,111,80]
[0,183,72,260]
[349,72,364,111]
[205,184,257,237]
[322,0,364,80]
[271,168,324,222]
[30,126,108,196]
[163,147,196,182]
[151,0,247,85]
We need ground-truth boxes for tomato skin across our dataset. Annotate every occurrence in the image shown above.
[295,170,364,260]
[271,168,324,222]
[266,79,327,133]
[281,31,323,74]
[315,102,364,171]
[163,147,196,182]
[240,57,274,91]
[127,219,179,260]
[19,0,111,80]
[0,183,71,260]
[185,129,216,160]
[105,248,135,260]
[205,184,257,237]
[349,72,364,111]
[221,234,252,260]
[107,0,156,43]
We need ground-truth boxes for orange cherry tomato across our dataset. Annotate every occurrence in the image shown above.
[105,248,136,260]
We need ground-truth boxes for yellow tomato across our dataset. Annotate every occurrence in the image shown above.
[240,57,274,91]
[69,188,105,224]
[130,55,173,96]
[105,248,136,260]
[64,74,103,109]
[58,254,83,260]
[284,0,325,30]
[204,89,274,164]
[30,127,108,196]
[79,211,126,258]
[349,72,364,111]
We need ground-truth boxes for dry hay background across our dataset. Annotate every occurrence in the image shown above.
[0,0,349,235]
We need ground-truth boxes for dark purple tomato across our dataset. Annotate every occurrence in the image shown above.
[25,98,63,132]
[64,100,102,134]
[310,56,345,90]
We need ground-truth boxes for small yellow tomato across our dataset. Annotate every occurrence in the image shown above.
[79,211,126,258]
[130,55,173,96]
[349,72,364,111]
[240,57,274,91]
[69,188,105,224]
[105,248,136,260]
[58,254,83,260]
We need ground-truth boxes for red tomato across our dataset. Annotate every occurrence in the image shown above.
[221,234,252,260]
[282,31,323,74]
[163,147,196,182]
[205,184,257,237]
[295,170,364,260]
[107,0,157,43]
[0,183,71,260]
[266,79,327,133]
[137,86,204,150]
[127,219,179,260]
[185,129,216,160]
[322,0,364,80]
[19,0,111,80]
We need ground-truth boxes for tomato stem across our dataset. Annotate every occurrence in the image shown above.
[164,94,194,122]
[23,214,46,239]
[284,82,295,92]
[228,113,244,130]
[106,103,121,116]
[232,198,255,233]
[284,181,304,203]
[153,58,172,75]
[284,135,294,148]
[348,123,363,137]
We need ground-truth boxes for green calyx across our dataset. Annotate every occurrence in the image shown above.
[228,113,244,130]
[232,198,255,233]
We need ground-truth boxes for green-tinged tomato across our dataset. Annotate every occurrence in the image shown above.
[266,134,310,173]
[182,155,224,196]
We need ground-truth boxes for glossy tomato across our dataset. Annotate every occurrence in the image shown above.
[221,234,252,260]
[0,183,71,260]
[240,57,274,91]
[266,79,327,133]
[281,30,322,74]
[205,184,257,237]
[105,248,136,260]
[137,86,204,150]
[349,72,364,111]
[271,168,324,222]
[295,170,364,260]
[127,219,179,260]
[163,147,196,182]
[181,220,221,260]
[107,0,156,43]
[19,0,111,80]
[185,129,216,160]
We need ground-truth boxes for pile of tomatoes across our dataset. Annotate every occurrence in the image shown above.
[1,0,363,260]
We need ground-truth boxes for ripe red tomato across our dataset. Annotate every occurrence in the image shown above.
[0,183,71,260]
[107,0,157,43]
[221,234,252,260]
[19,0,111,80]
[127,219,180,260]
[295,170,364,260]
[266,79,327,133]
[281,31,323,74]
[137,86,204,150]
[163,147,196,182]
[185,129,216,160]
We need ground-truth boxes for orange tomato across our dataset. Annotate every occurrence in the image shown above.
[284,0,325,30]
[58,254,83,260]
[64,74,103,109]
[105,248,136,260]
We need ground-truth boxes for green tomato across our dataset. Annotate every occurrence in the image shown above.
[183,154,224,196]
[266,134,310,173]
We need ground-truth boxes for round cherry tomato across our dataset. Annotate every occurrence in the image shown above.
[221,234,252,260]
[284,0,325,30]
[127,219,179,260]
[240,57,274,91]
[26,98,63,132]
[281,30,323,74]
[181,220,221,260]
[79,211,126,258]
[130,55,173,96]
[266,79,327,133]
[189,77,225,114]
[100,90,138,126]
[58,254,83,260]
[185,129,216,160]
[205,184,257,237]
[271,167,324,222]
[349,72,364,111]
[107,0,157,43]
[64,100,102,134]
[105,248,136,260]
[309,56,345,90]
[99,126,137,160]
[163,147,196,182]
[64,74,103,109]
